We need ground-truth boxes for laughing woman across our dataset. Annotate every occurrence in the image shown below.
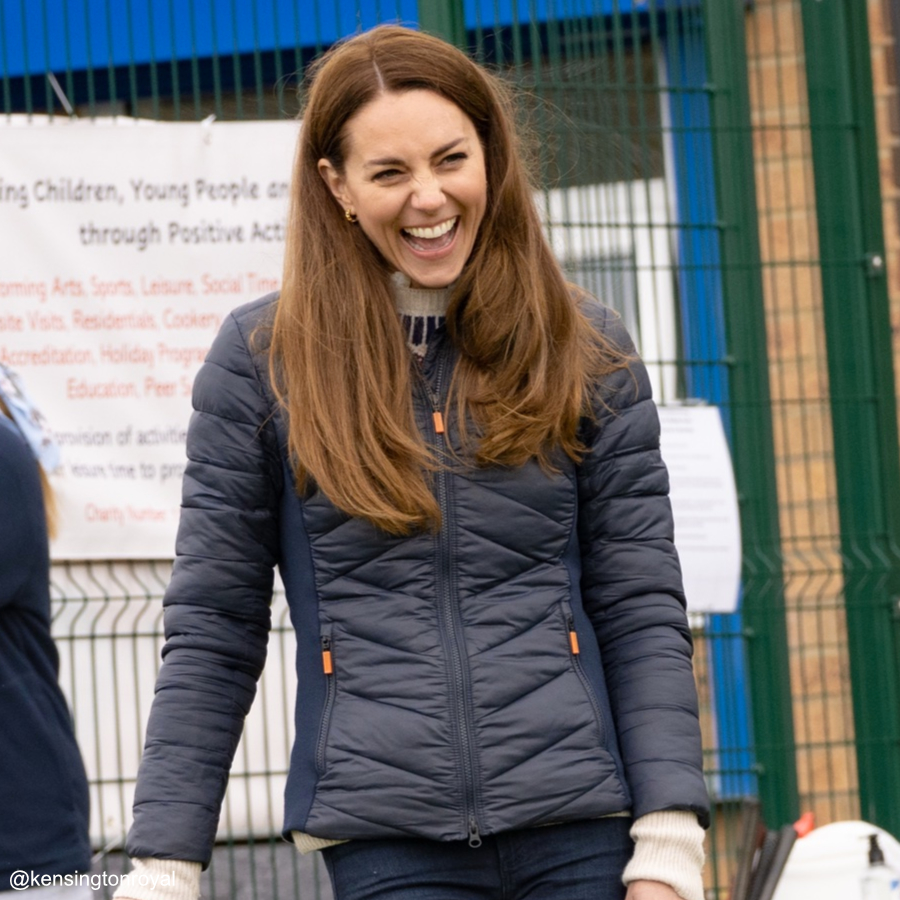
[117,25,708,900]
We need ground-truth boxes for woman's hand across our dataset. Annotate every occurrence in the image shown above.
[626,880,685,900]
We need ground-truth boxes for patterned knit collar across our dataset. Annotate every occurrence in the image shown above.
[390,271,452,319]
[391,272,453,360]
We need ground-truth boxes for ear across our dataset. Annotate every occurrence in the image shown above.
[318,159,351,208]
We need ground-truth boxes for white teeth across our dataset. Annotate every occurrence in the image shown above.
[403,217,457,239]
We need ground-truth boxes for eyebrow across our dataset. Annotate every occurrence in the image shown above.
[364,137,466,168]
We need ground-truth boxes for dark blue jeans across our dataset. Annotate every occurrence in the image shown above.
[321,817,634,900]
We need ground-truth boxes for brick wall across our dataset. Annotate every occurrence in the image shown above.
[745,0,858,827]
[869,0,900,403]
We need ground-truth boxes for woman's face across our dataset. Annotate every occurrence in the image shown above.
[319,90,488,289]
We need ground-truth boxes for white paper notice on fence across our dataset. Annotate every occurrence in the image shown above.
[658,405,742,613]
[0,116,298,559]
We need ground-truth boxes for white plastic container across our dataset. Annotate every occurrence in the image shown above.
[862,834,900,900]
[772,821,900,900]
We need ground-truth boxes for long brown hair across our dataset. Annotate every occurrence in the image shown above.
[271,25,623,534]
[0,397,58,539]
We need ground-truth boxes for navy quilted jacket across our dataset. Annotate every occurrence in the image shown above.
[127,294,709,864]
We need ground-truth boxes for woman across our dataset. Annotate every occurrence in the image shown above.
[0,365,92,897]
[118,25,708,900]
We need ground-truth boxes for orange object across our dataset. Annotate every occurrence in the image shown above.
[322,649,333,675]
[569,630,580,655]
[793,811,815,837]
[433,411,445,434]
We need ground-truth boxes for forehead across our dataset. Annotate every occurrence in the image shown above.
[341,90,477,160]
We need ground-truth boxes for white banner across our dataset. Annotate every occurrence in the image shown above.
[0,117,297,559]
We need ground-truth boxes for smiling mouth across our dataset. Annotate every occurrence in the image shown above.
[401,217,459,252]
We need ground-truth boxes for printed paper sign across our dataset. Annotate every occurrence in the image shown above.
[659,404,742,613]
[0,117,298,558]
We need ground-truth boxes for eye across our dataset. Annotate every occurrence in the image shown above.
[372,168,403,182]
[440,152,467,166]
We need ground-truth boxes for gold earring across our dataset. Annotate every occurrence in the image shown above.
[344,208,358,224]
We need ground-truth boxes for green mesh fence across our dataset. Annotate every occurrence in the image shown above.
[4,2,900,898]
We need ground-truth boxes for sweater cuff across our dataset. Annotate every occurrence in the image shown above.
[111,858,201,900]
[622,810,706,900]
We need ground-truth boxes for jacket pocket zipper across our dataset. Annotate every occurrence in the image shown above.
[316,630,337,775]
[564,611,606,747]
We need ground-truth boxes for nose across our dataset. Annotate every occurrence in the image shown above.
[410,173,445,212]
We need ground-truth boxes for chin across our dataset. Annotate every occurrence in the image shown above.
[412,276,455,289]
[404,264,464,290]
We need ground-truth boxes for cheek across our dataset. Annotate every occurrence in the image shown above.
[359,211,396,243]
[356,208,401,258]
[356,193,398,231]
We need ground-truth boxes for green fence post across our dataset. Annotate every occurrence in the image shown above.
[800,0,900,834]
[702,0,800,826]
[416,0,466,49]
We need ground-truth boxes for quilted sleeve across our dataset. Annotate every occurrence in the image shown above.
[577,306,709,827]
[126,310,282,864]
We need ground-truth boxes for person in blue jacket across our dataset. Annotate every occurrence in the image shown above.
[0,365,91,896]
[117,25,709,900]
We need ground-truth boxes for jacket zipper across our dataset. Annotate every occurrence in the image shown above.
[316,629,336,775]
[423,350,483,848]
[565,612,606,747]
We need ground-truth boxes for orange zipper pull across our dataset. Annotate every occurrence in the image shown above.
[321,636,333,674]
[433,411,445,434]
[567,619,580,655]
